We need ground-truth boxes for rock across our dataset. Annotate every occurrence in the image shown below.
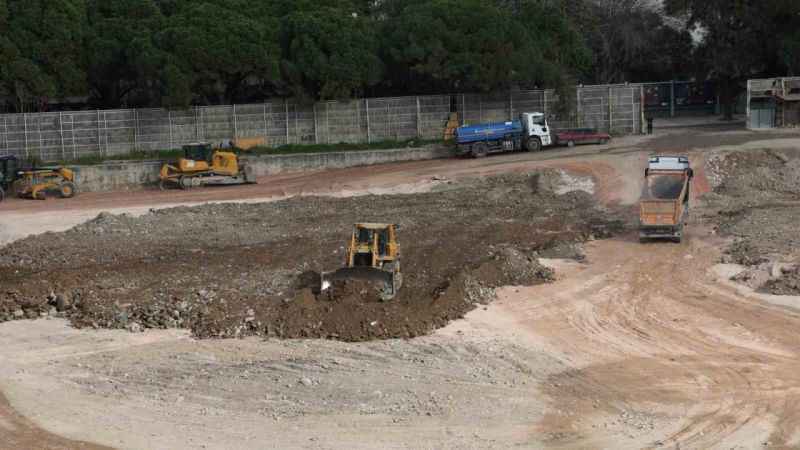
[299,377,313,387]
[771,262,785,279]
[127,322,143,333]
[55,294,70,312]
[13,309,24,319]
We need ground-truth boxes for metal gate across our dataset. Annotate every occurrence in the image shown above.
[749,99,776,129]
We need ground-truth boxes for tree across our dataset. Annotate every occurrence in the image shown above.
[280,6,384,99]
[85,0,167,108]
[380,0,588,95]
[159,0,281,106]
[570,0,692,84]
[0,0,87,112]
[665,0,800,119]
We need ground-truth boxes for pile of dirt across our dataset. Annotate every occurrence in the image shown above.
[760,265,800,296]
[703,148,800,294]
[0,171,623,341]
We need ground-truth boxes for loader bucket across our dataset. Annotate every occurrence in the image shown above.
[320,267,402,301]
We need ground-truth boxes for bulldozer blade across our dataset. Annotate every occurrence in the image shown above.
[320,267,400,301]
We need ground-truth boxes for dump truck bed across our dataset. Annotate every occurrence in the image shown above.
[639,164,691,241]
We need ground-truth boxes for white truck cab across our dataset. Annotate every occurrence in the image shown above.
[520,112,553,151]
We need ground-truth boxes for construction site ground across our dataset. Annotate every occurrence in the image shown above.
[2,123,800,449]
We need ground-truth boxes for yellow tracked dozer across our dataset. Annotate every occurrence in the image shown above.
[320,223,403,301]
[159,142,255,190]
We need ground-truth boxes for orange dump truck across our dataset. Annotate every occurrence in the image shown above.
[639,156,694,243]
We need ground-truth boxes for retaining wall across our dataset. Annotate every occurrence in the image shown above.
[73,145,455,192]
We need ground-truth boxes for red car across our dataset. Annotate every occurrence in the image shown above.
[555,128,611,147]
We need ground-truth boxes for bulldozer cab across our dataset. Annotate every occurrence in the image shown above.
[351,223,397,266]
[183,143,214,162]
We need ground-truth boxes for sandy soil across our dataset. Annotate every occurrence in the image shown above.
[2,125,800,449]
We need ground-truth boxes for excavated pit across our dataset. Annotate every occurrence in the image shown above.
[0,171,623,341]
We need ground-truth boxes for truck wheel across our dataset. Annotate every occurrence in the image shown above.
[526,138,541,152]
[567,140,575,148]
[472,143,488,158]
[0,186,4,203]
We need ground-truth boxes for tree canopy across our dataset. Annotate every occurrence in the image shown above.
[1,0,799,113]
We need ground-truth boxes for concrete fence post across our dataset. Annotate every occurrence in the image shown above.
[462,94,466,125]
[103,111,109,156]
[542,90,548,118]
[59,111,65,160]
[313,103,319,144]
[326,102,331,144]
[262,103,268,142]
[168,111,173,150]
[416,96,422,138]
[365,99,371,144]
[24,112,30,158]
[133,109,139,151]
[37,116,43,160]
[509,91,513,121]
[195,106,200,141]
[632,86,637,134]
[670,80,676,118]
[2,116,7,154]
[387,101,392,140]
[232,104,238,141]
[356,99,361,143]
[199,107,205,142]
[608,86,613,133]
[746,80,751,127]
[96,110,102,156]
[285,99,290,145]
[577,87,582,127]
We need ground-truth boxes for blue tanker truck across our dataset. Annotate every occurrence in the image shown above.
[454,112,553,157]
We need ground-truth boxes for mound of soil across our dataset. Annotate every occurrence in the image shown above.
[0,171,622,341]
[704,149,800,273]
[760,266,800,296]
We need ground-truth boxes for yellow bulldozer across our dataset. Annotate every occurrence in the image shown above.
[320,223,403,301]
[159,142,256,190]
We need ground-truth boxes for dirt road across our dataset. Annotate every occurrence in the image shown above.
[2,125,800,449]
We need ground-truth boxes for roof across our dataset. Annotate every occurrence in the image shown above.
[355,223,394,229]
[775,93,800,102]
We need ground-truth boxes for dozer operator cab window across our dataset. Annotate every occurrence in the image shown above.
[357,228,373,244]
[356,227,389,257]
[183,144,213,162]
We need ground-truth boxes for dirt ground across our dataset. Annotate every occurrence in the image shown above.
[0,171,621,341]
[2,125,800,449]
[702,147,800,294]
